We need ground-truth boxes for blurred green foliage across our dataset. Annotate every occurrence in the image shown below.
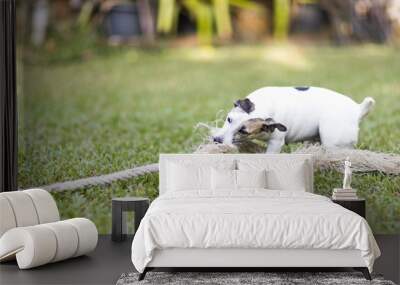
[19,43,400,234]
[157,0,260,44]
[273,0,291,39]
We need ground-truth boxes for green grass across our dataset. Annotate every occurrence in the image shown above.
[19,43,400,234]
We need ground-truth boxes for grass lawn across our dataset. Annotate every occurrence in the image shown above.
[19,43,400,234]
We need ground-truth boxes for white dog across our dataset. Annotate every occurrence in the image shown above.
[212,86,375,153]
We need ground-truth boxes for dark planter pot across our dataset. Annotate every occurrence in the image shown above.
[291,4,326,34]
[177,10,196,35]
[104,4,141,39]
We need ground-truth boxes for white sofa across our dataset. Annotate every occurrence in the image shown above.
[0,189,98,269]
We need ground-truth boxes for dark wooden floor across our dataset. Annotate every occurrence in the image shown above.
[0,236,134,285]
[0,235,398,285]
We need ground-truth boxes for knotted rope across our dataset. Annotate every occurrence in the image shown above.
[40,144,400,192]
[41,163,159,192]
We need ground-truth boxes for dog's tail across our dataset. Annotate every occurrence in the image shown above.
[359,97,375,121]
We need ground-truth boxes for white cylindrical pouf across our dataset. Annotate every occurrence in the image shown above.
[0,226,57,269]
[0,219,98,269]
[0,196,17,237]
[42,221,79,262]
[24,189,60,224]
[1,192,39,227]
[64,218,98,257]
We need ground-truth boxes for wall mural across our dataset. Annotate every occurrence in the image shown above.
[17,0,400,235]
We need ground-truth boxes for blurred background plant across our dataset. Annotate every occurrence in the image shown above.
[19,0,400,52]
[157,0,262,45]
[273,0,290,39]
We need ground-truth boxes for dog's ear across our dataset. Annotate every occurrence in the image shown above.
[261,119,287,132]
[234,98,255,114]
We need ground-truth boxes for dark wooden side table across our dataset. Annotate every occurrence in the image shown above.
[112,197,150,242]
[332,198,366,218]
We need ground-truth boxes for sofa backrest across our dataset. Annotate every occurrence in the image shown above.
[0,189,60,237]
[159,154,314,195]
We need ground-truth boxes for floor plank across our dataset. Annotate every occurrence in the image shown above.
[0,234,398,285]
[373,234,400,284]
[0,235,133,285]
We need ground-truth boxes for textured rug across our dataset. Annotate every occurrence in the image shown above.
[116,272,396,285]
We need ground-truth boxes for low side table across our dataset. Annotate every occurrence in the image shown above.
[112,197,150,242]
[332,198,366,218]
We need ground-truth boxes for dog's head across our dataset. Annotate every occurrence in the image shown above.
[212,98,286,144]
[237,118,286,138]
[212,98,255,144]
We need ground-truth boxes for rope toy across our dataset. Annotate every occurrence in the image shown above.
[39,118,400,192]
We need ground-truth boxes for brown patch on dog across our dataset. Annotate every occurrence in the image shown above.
[239,118,287,135]
[233,118,288,152]
[240,118,267,135]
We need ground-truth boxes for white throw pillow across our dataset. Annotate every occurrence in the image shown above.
[211,168,236,190]
[211,169,267,191]
[167,162,210,191]
[238,158,310,191]
[236,169,267,189]
[166,159,236,192]
[266,165,307,191]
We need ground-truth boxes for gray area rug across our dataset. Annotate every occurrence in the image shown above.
[116,272,396,285]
